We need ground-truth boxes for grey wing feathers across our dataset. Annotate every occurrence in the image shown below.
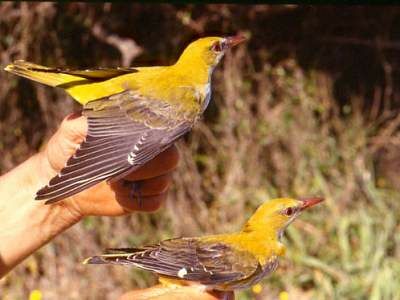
[36,91,192,203]
[85,238,259,285]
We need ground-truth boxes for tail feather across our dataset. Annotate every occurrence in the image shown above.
[83,247,144,265]
[83,253,135,265]
[4,60,138,104]
[106,248,143,253]
[83,256,110,265]
[4,60,84,87]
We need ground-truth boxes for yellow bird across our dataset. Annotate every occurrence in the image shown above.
[4,35,246,204]
[84,197,323,291]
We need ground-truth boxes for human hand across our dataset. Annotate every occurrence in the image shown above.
[36,113,179,220]
[118,284,234,300]
[0,112,179,277]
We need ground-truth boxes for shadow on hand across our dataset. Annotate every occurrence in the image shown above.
[0,254,9,278]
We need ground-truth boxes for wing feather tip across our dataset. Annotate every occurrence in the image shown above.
[35,189,63,204]
[35,194,59,204]
[44,198,60,205]
[35,190,47,198]
[36,186,51,196]
[83,256,105,265]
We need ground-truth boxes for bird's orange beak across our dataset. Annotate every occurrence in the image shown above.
[225,35,247,48]
[300,197,324,210]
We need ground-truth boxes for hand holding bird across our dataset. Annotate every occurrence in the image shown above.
[0,112,180,279]
[36,113,179,217]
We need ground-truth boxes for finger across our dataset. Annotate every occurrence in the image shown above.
[118,285,229,300]
[65,112,83,121]
[113,186,167,212]
[127,173,172,197]
[124,145,179,181]
[121,193,167,212]
[69,182,167,216]
[58,113,87,144]
[45,114,88,173]
[210,291,234,300]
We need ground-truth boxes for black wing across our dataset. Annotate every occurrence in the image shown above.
[36,91,193,203]
[85,237,260,285]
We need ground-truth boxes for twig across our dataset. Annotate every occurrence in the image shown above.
[91,22,142,67]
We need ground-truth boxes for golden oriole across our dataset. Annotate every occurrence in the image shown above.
[4,35,246,204]
[84,197,323,291]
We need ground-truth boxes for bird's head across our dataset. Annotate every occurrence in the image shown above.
[176,35,247,69]
[242,197,323,239]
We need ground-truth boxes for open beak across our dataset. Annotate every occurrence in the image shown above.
[300,197,324,211]
[225,35,247,48]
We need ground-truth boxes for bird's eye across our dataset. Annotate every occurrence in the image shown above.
[283,207,296,216]
[211,41,223,52]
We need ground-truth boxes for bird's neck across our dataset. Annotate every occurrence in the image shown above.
[242,219,282,239]
[229,230,285,261]
[173,56,214,86]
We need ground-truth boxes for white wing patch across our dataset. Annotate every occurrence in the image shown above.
[127,133,149,165]
[177,268,188,278]
[127,152,137,165]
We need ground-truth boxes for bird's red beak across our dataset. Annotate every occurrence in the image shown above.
[225,35,247,48]
[300,197,324,210]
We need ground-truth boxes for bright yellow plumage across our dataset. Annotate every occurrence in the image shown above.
[4,36,246,203]
[84,197,323,291]
[5,37,226,105]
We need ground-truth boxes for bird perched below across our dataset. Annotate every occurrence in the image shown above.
[4,35,246,204]
[84,197,323,292]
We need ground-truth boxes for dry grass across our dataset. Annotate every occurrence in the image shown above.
[1,4,399,300]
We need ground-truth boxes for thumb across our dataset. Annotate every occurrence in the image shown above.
[58,113,87,144]
[118,285,234,300]
[45,113,87,173]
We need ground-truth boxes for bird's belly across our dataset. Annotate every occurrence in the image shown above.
[219,258,279,291]
[247,259,279,286]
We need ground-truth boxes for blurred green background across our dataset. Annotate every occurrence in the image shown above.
[0,3,399,300]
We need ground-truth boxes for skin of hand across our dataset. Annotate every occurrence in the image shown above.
[119,284,234,300]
